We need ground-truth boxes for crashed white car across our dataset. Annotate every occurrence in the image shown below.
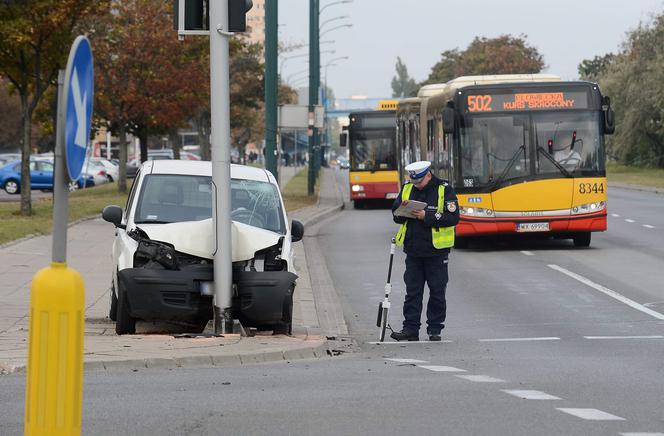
[102,160,304,335]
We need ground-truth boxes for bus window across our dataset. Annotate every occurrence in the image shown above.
[437,118,450,180]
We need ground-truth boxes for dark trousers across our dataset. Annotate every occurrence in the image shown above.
[402,254,448,334]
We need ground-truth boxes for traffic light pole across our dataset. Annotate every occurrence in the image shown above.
[308,0,319,195]
[264,0,278,180]
[209,0,234,334]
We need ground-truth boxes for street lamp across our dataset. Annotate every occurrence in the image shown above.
[319,15,349,31]
[286,68,309,85]
[323,56,349,82]
[320,23,353,38]
[279,50,335,77]
[320,0,353,15]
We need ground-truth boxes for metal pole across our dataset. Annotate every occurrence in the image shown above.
[106,130,111,159]
[210,0,233,334]
[314,1,321,178]
[308,0,319,195]
[265,0,278,180]
[52,70,68,264]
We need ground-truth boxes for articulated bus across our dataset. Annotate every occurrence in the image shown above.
[396,74,615,247]
[345,101,400,208]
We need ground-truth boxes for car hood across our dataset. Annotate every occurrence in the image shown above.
[137,219,282,262]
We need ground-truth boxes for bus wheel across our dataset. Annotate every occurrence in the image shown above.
[573,232,591,247]
[454,237,469,249]
[353,200,364,209]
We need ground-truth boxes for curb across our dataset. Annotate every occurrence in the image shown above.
[1,341,330,375]
[608,182,664,196]
[0,214,101,250]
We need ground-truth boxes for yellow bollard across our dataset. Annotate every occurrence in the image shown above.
[24,262,84,436]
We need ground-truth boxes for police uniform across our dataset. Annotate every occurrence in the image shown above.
[391,161,459,341]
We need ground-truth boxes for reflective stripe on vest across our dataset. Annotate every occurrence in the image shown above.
[395,183,455,249]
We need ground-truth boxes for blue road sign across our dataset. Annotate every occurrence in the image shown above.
[63,36,94,182]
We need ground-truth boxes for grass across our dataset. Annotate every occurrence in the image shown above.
[281,167,319,212]
[606,163,664,189]
[0,182,130,246]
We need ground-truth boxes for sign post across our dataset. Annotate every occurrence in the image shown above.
[24,36,93,436]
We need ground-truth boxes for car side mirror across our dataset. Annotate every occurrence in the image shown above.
[102,205,126,229]
[603,96,615,135]
[291,219,304,242]
[339,131,348,148]
[442,107,456,134]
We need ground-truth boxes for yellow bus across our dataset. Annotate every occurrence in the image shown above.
[396,74,615,247]
[345,107,400,208]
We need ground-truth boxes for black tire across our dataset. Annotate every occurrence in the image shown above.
[109,282,118,322]
[115,281,136,335]
[4,179,19,195]
[454,237,469,249]
[573,232,591,247]
[353,200,364,209]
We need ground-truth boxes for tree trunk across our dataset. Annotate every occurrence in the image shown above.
[20,98,32,216]
[170,129,181,160]
[196,113,211,161]
[118,124,127,193]
[138,128,148,163]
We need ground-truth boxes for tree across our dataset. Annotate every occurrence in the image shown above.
[578,53,616,81]
[591,14,664,167]
[0,78,22,150]
[391,57,418,98]
[0,0,107,214]
[422,35,545,86]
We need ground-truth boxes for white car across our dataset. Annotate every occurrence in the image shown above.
[90,157,119,182]
[82,159,110,186]
[102,160,304,335]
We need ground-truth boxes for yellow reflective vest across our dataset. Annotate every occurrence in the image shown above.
[395,183,455,249]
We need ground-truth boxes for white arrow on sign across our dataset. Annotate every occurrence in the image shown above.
[71,67,88,149]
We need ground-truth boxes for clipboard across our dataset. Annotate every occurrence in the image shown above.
[394,199,428,218]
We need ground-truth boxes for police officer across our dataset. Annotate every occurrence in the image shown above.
[390,161,459,341]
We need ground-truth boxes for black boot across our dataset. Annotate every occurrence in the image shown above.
[428,334,441,342]
[390,330,419,341]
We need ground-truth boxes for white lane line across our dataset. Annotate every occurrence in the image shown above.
[520,250,535,256]
[502,390,561,400]
[621,433,664,436]
[557,408,625,421]
[643,224,656,229]
[548,264,664,321]
[584,335,664,340]
[625,219,636,223]
[456,375,505,383]
[612,213,621,217]
[479,337,560,342]
[385,358,428,364]
[417,365,466,372]
[368,340,453,345]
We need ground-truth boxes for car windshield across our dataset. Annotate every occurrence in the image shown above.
[459,111,604,188]
[350,129,396,171]
[134,174,286,234]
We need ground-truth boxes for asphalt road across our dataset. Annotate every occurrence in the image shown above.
[0,170,662,435]
[0,189,52,203]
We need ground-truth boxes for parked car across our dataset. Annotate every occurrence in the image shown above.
[0,153,21,168]
[90,158,119,182]
[102,160,304,335]
[0,159,93,194]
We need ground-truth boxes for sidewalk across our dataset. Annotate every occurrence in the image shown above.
[0,167,346,374]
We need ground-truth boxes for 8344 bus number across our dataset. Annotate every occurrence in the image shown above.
[578,182,605,194]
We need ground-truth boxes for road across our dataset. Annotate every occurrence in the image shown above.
[0,190,52,203]
[0,169,662,435]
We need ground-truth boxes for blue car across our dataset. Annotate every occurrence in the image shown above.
[0,159,94,194]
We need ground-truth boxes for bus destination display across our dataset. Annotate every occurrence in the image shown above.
[466,91,589,113]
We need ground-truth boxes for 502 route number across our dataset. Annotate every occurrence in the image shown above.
[578,182,605,194]
[467,95,493,112]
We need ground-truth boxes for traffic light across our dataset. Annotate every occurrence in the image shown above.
[228,0,253,32]
[174,0,253,34]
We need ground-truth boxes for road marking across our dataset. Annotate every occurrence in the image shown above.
[368,340,453,344]
[557,408,625,421]
[385,358,428,363]
[621,433,664,436]
[502,390,561,400]
[612,213,621,217]
[418,365,466,372]
[548,264,664,321]
[456,375,504,383]
[479,337,560,342]
[625,219,636,223]
[520,250,535,256]
[643,224,655,229]
[584,335,664,340]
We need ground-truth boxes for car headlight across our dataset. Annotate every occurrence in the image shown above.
[571,201,606,215]
[351,184,364,192]
[460,206,495,217]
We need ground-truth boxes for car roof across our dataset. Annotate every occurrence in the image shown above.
[146,160,276,184]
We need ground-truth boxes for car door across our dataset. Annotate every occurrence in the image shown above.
[35,161,54,189]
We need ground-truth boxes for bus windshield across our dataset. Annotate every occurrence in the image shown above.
[350,130,396,171]
[459,111,603,188]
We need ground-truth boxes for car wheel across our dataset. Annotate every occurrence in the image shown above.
[115,281,136,335]
[109,281,118,322]
[573,232,591,247]
[106,175,114,182]
[4,179,19,195]
[68,181,79,192]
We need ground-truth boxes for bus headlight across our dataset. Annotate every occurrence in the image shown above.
[571,201,606,215]
[460,206,495,217]
[351,184,364,192]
